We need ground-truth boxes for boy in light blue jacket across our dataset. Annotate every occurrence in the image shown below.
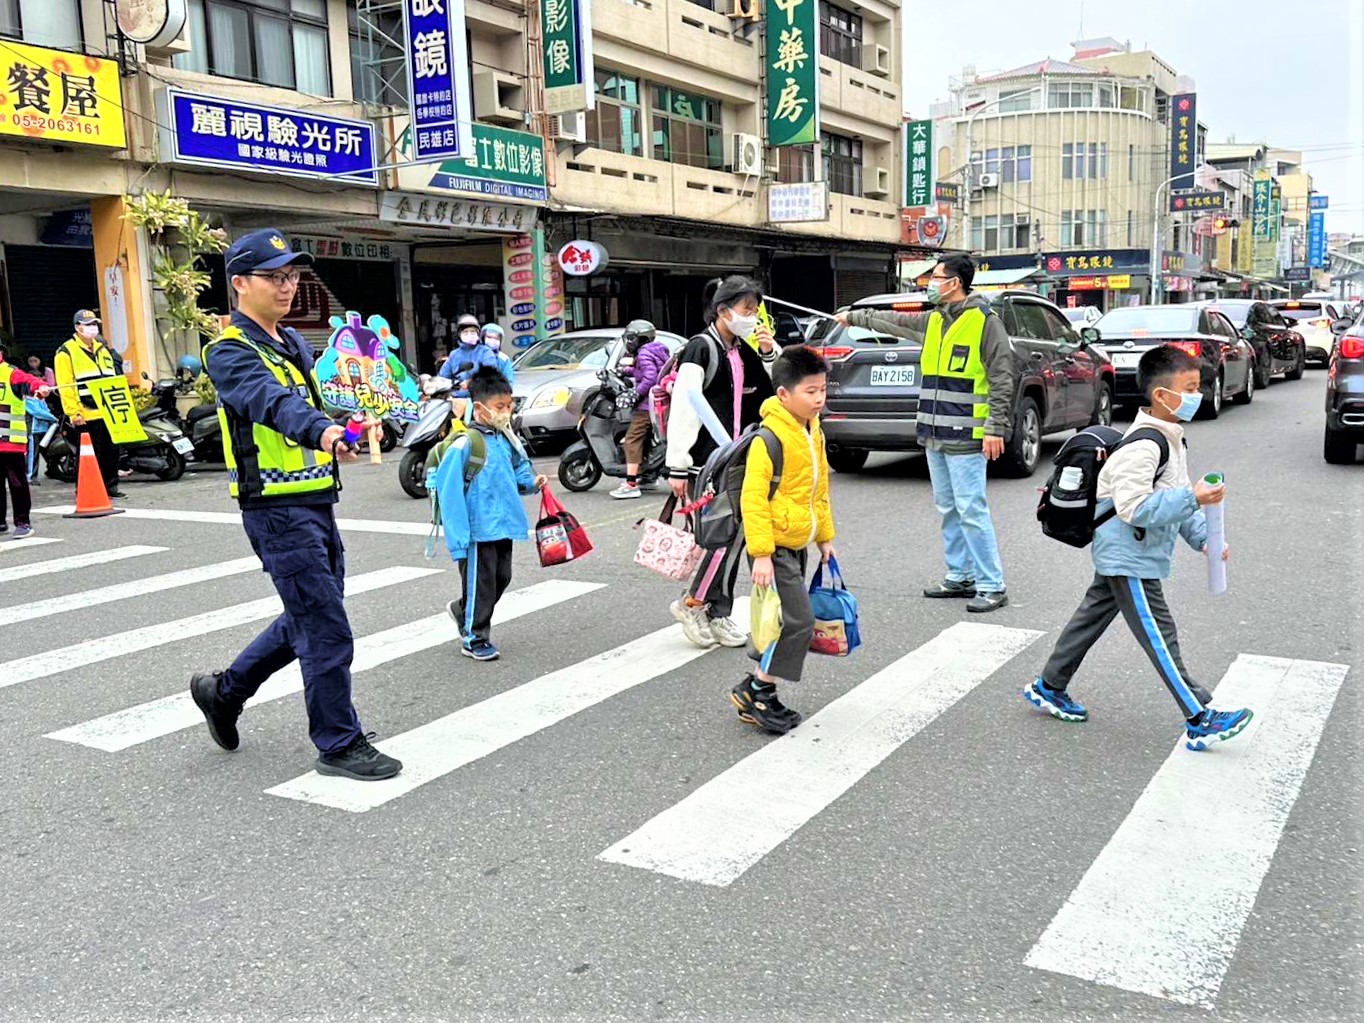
[1024,345,1253,751]
[432,366,546,661]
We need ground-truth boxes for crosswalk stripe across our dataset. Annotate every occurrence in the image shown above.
[262,597,751,813]
[598,622,1044,887]
[0,537,61,554]
[0,545,168,585]
[0,556,260,627]
[34,506,433,536]
[1023,653,1350,1008]
[46,579,604,752]
[0,566,440,690]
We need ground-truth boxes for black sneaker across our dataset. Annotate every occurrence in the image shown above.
[729,676,802,734]
[924,578,976,598]
[316,731,403,781]
[108,489,126,499]
[189,672,240,751]
[967,591,1009,613]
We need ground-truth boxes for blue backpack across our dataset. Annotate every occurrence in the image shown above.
[808,556,861,657]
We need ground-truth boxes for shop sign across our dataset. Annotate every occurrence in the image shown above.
[1169,92,1196,190]
[558,240,608,276]
[978,250,1150,276]
[1308,211,1327,268]
[1070,275,1133,291]
[288,234,401,262]
[1284,265,1311,282]
[767,180,829,223]
[1252,175,1273,240]
[1252,171,1277,278]
[380,192,535,233]
[904,119,932,207]
[117,0,189,48]
[1161,251,1201,277]
[503,231,564,349]
[1170,190,1224,212]
[765,0,820,147]
[403,0,474,160]
[0,42,126,149]
[542,0,595,115]
[396,121,548,203]
[41,208,93,247]
[160,88,378,185]
[315,312,421,423]
[1309,194,1329,210]
[934,180,960,205]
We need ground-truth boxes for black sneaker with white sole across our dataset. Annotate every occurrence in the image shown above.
[729,676,802,734]
[316,731,403,781]
[189,671,240,751]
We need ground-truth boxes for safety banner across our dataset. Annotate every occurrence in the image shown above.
[87,377,148,444]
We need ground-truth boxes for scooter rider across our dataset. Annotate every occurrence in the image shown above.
[438,314,511,394]
[611,319,670,499]
[481,323,516,385]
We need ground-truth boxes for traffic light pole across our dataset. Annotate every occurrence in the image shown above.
[1150,173,1185,305]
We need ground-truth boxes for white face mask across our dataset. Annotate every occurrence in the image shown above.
[726,312,758,341]
[459,330,480,346]
[77,325,99,340]
[484,334,502,352]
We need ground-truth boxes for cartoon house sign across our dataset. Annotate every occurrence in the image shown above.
[314,311,421,422]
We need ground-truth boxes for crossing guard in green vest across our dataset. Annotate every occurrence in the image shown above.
[840,254,1016,612]
[0,345,53,540]
[189,228,403,782]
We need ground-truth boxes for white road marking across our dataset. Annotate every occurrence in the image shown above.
[263,598,750,812]
[0,566,440,690]
[0,545,167,585]
[1024,654,1350,1008]
[47,579,603,752]
[34,505,434,536]
[0,556,260,627]
[0,536,62,554]
[598,622,1044,886]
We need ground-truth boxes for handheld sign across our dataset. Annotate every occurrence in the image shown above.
[314,312,421,425]
[86,376,148,444]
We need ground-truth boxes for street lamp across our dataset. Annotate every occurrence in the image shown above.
[1150,172,1189,305]
[960,85,1043,255]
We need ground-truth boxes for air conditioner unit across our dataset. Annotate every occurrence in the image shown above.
[862,44,891,78]
[727,0,760,19]
[977,173,1001,188]
[732,133,762,176]
[864,166,891,198]
[473,70,525,127]
[550,111,587,144]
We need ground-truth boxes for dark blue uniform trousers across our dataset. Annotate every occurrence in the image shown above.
[218,504,362,754]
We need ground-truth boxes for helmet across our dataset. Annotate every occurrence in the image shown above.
[481,324,505,351]
[177,354,202,377]
[481,324,505,340]
[622,319,656,352]
[455,313,481,332]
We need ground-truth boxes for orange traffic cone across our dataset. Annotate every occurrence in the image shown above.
[63,432,124,519]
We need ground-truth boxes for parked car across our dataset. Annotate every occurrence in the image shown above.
[809,289,1115,477]
[1092,304,1254,419]
[1270,298,1348,365]
[1192,299,1307,386]
[1063,305,1104,327]
[1324,315,1364,464]
[511,328,686,450]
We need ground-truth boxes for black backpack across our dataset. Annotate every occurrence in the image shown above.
[692,424,783,550]
[1037,425,1170,548]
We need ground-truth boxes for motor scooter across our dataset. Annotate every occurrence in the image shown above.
[42,380,194,482]
[398,376,455,499]
[557,366,665,492]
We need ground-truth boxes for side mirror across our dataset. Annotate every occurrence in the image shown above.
[1332,318,1353,335]
[1080,326,1101,345]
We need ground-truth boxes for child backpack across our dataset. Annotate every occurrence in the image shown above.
[649,329,723,442]
[422,421,488,559]
[691,423,783,550]
[1036,425,1170,548]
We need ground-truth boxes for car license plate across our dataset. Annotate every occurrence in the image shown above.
[869,366,916,386]
[172,437,194,454]
[1109,351,1142,369]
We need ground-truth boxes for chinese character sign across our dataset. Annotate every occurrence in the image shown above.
[542,0,595,115]
[905,120,933,206]
[314,313,422,423]
[1169,92,1196,190]
[164,90,378,184]
[765,0,820,147]
[403,0,474,160]
[1309,195,1329,211]
[503,231,564,349]
[1309,211,1326,268]
[0,41,126,149]
[86,377,148,444]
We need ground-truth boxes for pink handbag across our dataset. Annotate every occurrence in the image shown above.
[634,495,705,582]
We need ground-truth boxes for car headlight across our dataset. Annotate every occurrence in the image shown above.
[528,386,572,410]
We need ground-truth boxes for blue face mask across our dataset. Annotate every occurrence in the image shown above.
[1159,388,1203,422]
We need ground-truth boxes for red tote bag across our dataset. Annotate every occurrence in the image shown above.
[535,486,594,566]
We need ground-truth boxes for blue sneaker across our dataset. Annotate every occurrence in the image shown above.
[1023,678,1088,722]
[461,639,500,661]
[1185,707,1253,751]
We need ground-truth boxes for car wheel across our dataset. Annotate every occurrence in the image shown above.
[827,448,869,473]
[1090,380,1114,427]
[1232,365,1255,405]
[1324,424,1358,465]
[1199,370,1223,420]
[1000,395,1042,477]
[1253,358,1271,389]
[1284,352,1306,381]
[557,449,601,492]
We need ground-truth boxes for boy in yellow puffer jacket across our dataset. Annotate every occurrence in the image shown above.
[731,345,837,734]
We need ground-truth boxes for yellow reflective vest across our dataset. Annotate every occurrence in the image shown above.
[54,336,118,417]
[0,363,29,448]
[917,307,990,443]
[202,326,335,501]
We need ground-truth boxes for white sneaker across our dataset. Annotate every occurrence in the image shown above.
[638,478,663,492]
[670,598,717,648]
[609,482,642,500]
[707,615,748,648]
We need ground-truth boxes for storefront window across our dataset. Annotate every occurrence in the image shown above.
[652,86,723,170]
[776,144,816,184]
[589,70,643,156]
[822,132,862,196]
[175,0,332,97]
[1,0,82,50]
[819,2,863,68]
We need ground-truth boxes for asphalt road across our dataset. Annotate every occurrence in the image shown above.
[0,370,1359,1023]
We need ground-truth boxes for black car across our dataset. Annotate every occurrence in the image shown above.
[1091,304,1254,419]
[809,289,1115,477]
[1193,299,1307,387]
[1324,315,1364,464]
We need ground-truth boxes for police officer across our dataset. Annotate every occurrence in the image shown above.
[189,228,401,781]
[54,309,123,497]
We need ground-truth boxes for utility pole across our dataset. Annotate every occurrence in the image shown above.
[1150,173,1186,304]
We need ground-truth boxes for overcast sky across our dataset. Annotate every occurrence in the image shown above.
[902,0,1364,237]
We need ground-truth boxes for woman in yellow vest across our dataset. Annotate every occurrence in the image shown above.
[53,310,123,497]
[0,343,53,539]
[838,255,1016,612]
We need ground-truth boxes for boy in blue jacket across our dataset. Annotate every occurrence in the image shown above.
[1024,345,1253,751]
[432,366,546,660]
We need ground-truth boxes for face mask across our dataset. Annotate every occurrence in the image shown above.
[459,330,480,346]
[726,312,758,341]
[1158,388,1203,422]
[78,325,99,340]
[926,278,955,305]
[484,335,502,352]
[478,405,513,432]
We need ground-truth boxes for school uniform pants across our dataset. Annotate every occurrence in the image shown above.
[1039,573,1212,718]
[0,451,32,526]
[456,539,515,643]
[218,504,363,754]
[748,547,815,682]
